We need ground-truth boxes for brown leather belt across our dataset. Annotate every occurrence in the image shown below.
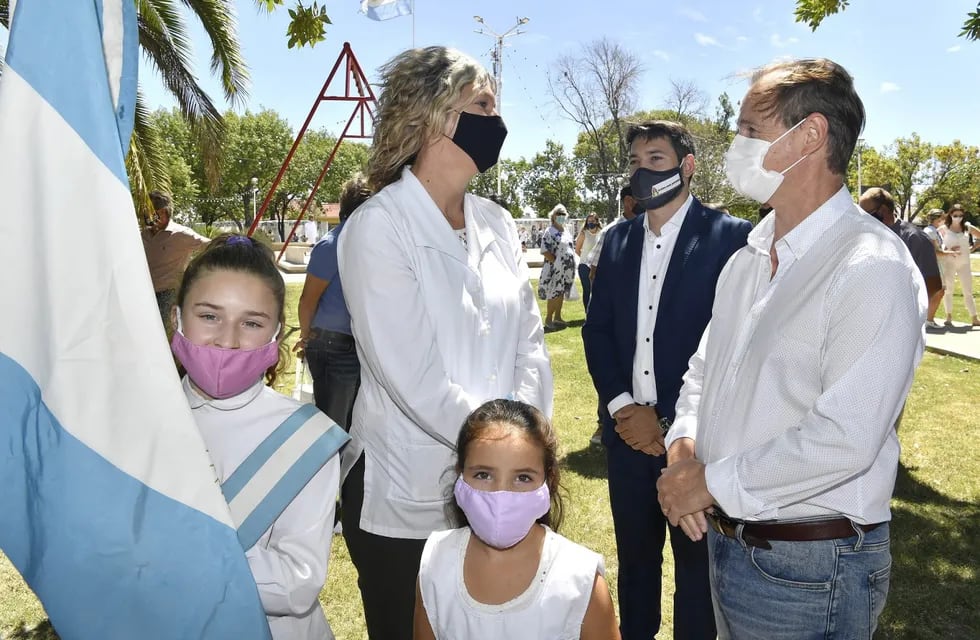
[707,511,882,550]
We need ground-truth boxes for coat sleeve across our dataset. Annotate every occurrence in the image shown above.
[506,218,554,417]
[338,206,479,447]
[581,225,634,409]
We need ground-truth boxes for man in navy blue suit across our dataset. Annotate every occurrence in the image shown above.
[582,121,751,639]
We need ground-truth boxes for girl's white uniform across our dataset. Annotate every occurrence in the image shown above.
[184,377,340,639]
[419,526,604,640]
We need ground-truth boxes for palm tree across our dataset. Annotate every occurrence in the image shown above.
[1,0,249,221]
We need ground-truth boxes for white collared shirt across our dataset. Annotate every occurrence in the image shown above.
[667,187,926,524]
[608,195,692,416]
[338,167,553,539]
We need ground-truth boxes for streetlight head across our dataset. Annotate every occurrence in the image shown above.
[473,15,484,23]
[519,17,529,24]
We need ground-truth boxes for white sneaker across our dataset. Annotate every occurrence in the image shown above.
[925,320,943,329]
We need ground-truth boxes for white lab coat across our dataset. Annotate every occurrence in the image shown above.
[338,167,553,539]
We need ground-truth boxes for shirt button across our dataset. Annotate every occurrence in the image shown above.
[652,275,657,280]
[648,305,653,310]
[656,245,661,249]
[646,338,650,342]
[644,370,649,375]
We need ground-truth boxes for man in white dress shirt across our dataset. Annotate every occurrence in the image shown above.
[656,58,926,638]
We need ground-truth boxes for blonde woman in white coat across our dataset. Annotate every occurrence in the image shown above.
[337,45,553,639]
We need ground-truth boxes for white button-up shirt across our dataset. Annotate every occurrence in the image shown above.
[608,195,691,416]
[667,187,926,524]
[338,167,553,539]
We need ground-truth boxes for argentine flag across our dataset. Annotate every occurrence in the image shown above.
[360,0,413,21]
[0,1,271,637]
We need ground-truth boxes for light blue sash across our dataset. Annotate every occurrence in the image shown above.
[220,404,350,550]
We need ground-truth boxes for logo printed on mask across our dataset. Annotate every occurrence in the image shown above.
[453,475,550,549]
[724,118,809,204]
[630,165,684,211]
[450,111,508,173]
[170,310,280,399]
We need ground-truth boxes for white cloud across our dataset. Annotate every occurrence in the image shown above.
[652,50,670,62]
[770,33,799,48]
[736,35,750,44]
[679,8,707,22]
[694,33,721,47]
[880,81,900,93]
[947,45,961,53]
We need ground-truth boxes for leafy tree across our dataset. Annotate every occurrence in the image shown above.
[524,141,584,216]
[794,0,980,40]
[469,158,531,218]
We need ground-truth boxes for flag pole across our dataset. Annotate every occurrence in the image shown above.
[412,0,416,47]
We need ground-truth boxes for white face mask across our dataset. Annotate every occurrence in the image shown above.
[724,118,809,204]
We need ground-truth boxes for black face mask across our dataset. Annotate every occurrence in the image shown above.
[630,165,684,211]
[451,111,508,173]
[585,222,598,229]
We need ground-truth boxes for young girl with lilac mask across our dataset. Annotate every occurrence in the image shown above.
[171,235,349,639]
[414,399,620,639]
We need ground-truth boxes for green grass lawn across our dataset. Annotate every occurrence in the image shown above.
[2,279,978,639]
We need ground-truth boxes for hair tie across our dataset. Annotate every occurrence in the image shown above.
[227,235,252,246]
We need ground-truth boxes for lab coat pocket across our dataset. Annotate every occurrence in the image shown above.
[386,440,455,506]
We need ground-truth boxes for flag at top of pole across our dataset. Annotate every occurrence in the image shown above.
[0,0,270,637]
[360,0,413,21]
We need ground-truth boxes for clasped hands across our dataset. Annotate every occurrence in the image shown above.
[656,438,715,543]
[612,404,665,456]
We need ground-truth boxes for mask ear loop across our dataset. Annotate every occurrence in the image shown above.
[772,118,811,176]
[173,307,184,334]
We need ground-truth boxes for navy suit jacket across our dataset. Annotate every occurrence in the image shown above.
[582,197,751,434]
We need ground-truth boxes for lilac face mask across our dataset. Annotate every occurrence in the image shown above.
[454,475,551,549]
[170,311,280,399]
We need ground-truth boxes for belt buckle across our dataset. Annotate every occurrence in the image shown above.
[708,511,771,550]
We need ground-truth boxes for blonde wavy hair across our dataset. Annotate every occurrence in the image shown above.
[367,46,494,191]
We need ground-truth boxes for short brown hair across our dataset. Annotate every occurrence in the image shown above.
[861,187,895,214]
[626,120,696,162]
[338,173,372,222]
[750,58,865,176]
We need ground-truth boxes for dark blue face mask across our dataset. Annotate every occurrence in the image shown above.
[630,165,684,211]
[451,111,508,173]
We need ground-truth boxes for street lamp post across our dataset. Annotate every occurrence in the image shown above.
[473,15,529,197]
[856,138,865,196]
[250,176,258,229]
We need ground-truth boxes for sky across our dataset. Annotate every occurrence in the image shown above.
[3,0,979,162]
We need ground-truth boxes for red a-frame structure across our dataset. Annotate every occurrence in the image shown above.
[246,42,377,261]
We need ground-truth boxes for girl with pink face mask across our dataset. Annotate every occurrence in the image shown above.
[414,400,620,640]
[171,235,350,639]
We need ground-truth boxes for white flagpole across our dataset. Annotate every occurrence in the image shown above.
[412,0,416,47]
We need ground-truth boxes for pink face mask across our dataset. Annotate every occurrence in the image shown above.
[170,312,280,399]
[454,475,551,549]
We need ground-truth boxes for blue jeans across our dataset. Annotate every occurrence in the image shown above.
[708,522,891,639]
[304,329,360,431]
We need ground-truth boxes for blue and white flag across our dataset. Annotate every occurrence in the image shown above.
[0,1,271,637]
[360,0,413,21]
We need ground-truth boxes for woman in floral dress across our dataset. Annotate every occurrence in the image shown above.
[537,204,577,330]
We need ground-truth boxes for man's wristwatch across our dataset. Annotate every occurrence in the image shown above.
[659,416,672,437]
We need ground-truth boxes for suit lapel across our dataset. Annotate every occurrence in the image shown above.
[623,215,645,336]
[659,198,706,313]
